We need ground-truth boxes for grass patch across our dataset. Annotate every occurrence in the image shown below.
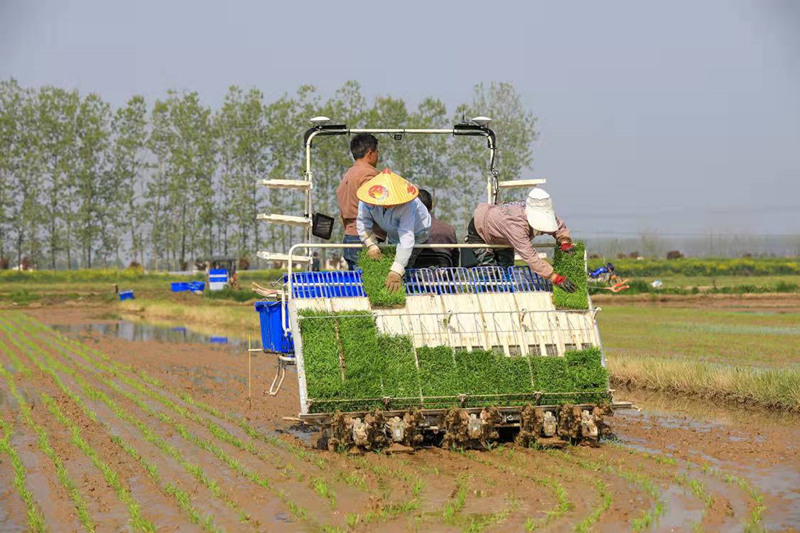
[552,241,588,309]
[358,246,406,308]
[609,352,800,411]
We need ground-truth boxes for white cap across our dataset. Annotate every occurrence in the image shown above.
[525,188,558,233]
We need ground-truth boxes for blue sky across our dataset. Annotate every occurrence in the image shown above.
[2,0,798,237]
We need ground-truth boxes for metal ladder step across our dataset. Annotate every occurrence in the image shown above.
[261,179,311,190]
[257,251,313,263]
[256,214,312,227]
[496,178,547,189]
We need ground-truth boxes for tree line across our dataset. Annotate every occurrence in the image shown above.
[0,79,536,271]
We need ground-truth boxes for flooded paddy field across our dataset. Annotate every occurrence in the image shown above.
[1,304,798,531]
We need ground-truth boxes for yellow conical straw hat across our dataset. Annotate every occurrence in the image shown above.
[357,168,419,206]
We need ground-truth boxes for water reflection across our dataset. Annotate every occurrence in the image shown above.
[51,321,249,350]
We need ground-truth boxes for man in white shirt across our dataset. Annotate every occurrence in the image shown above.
[356,169,431,291]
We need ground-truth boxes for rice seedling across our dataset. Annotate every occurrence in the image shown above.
[41,392,156,532]
[0,387,46,532]
[358,246,407,308]
[473,450,573,529]
[552,241,588,310]
[573,480,612,533]
[441,475,469,523]
[11,323,250,525]
[0,364,95,532]
[310,477,337,509]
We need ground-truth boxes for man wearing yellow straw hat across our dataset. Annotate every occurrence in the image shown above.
[356,168,431,292]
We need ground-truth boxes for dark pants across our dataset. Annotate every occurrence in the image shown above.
[342,234,362,271]
[466,218,514,268]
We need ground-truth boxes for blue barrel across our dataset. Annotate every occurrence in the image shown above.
[254,301,294,354]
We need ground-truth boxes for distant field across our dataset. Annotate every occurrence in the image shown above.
[599,305,800,367]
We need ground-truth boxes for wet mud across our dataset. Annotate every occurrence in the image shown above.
[0,306,795,531]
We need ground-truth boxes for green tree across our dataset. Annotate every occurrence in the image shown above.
[110,95,149,267]
[74,93,112,268]
[36,86,80,269]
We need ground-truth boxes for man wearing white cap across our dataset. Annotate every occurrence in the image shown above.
[357,168,432,292]
[466,188,578,292]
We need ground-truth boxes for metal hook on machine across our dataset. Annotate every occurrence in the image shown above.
[268,357,289,396]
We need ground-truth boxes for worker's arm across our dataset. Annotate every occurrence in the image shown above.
[356,202,377,246]
[502,218,555,279]
[391,203,417,276]
[553,216,575,253]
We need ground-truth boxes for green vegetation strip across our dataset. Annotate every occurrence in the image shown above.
[552,241,588,309]
[609,353,800,412]
[587,257,800,277]
[358,246,406,308]
[300,311,609,413]
[0,363,94,532]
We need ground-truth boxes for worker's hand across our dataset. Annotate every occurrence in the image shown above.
[385,271,403,292]
[366,245,382,261]
[551,273,577,293]
[559,242,575,254]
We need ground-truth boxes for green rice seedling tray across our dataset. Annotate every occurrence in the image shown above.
[358,246,406,308]
[552,241,589,309]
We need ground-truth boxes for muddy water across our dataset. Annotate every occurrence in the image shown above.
[51,320,249,350]
[613,389,800,530]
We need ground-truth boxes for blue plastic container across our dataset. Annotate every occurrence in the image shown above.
[171,282,189,292]
[188,281,206,292]
[209,336,228,344]
[254,300,294,354]
[119,290,134,301]
[287,271,365,299]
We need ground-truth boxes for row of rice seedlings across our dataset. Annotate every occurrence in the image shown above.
[9,319,236,531]
[573,480,613,533]
[0,363,95,532]
[462,497,519,533]
[39,329,304,482]
[700,464,765,531]
[310,477,337,509]
[0,319,97,423]
[14,314,326,479]
[40,392,156,532]
[51,344,316,527]
[63,356,251,524]
[0,393,46,531]
[468,449,573,530]
[342,455,423,528]
[514,448,613,532]
[442,475,470,524]
[554,450,665,532]
[6,318,255,527]
[0,324,32,375]
[35,322,316,489]
[111,434,221,532]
